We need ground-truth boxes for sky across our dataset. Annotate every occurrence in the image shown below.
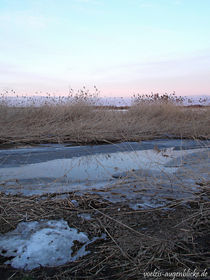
[0,0,210,97]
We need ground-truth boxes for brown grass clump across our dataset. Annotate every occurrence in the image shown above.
[0,91,209,146]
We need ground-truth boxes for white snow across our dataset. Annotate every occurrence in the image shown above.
[0,220,105,270]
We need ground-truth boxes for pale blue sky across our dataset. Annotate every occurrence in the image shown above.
[0,0,210,96]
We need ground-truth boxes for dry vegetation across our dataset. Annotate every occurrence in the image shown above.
[0,188,209,280]
[0,91,209,279]
[0,91,209,146]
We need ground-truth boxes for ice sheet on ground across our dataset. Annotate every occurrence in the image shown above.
[81,149,209,209]
[0,220,105,270]
[0,148,204,196]
[0,141,209,210]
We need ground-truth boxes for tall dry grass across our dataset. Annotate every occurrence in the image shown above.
[0,91,209,279]
[0,91,209,145]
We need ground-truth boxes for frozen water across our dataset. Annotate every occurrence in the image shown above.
[0,220,105,270]
[0,140,209,209]
[0,147,203,196]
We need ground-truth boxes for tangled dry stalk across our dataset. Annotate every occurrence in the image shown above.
[0,188,209,280]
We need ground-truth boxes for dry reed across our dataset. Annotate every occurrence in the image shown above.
[0,92,209,146]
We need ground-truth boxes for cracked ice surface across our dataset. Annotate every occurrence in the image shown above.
[0,220,104,270]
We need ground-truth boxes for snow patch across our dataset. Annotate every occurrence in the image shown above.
[78,213,92,221]
[0,220,105,270]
